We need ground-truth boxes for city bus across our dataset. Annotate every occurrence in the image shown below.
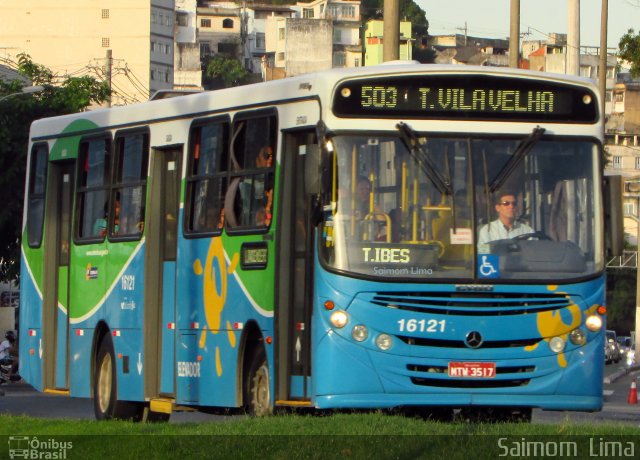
[19,63,623,421]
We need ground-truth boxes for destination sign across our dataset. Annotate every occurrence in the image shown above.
[332,74,597,122]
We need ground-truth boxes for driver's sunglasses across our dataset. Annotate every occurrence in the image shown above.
[499,200,517,207]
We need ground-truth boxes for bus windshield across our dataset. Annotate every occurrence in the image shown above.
[320,133,603,281]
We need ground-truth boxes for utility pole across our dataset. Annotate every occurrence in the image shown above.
[509,0,520,68]
[567,0,580,76]
[383,0,399,61]
[105,49,112,108]
[599,0,608,126]
[456,22,468,46]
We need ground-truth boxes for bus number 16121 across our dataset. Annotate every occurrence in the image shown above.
[397,318,446,333]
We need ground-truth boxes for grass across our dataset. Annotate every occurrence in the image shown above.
[1,412,639,459]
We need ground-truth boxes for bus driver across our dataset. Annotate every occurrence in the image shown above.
[478,191,533,245]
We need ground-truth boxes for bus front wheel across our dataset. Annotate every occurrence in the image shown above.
[246,349,272,416]
[93,335,141,421]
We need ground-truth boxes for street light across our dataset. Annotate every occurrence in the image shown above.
[0,85,45,103]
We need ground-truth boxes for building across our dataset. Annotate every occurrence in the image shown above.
[364,19,412,66]
[0,0,175,106]
[429,34,509,66]
[175,0,203,90]
[265,0,361,79]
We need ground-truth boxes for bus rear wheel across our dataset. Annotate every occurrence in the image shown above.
[246,349,272,416]
[93,335,142,421]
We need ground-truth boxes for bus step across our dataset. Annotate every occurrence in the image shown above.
[150,398,174,414]
[275,400,313,407]
[43,388,70,396]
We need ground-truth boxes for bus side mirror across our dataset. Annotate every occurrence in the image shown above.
[604,175,624,257]
[304,144,321,195]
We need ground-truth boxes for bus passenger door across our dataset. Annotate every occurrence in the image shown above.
[42,161,74,390]
[144,147,182,398]
[275,131,316,403]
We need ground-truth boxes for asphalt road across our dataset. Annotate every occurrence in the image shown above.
[1,361,639,425]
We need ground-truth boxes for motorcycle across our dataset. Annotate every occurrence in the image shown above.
[0,355,21,384]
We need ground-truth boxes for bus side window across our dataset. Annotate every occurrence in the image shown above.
[75,137,111,242]
[185,118,229,235]
[111,131,149,239]
[27,143,49,247]
[225,111,277,230]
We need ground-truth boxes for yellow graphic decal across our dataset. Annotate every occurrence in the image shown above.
[531,286,583,367]
[193,237,239,379]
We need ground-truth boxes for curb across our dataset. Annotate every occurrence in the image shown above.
[604,362,640,384]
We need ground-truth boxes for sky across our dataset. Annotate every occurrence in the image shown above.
[416,0,639,49]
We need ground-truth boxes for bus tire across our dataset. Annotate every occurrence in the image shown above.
[246,348,272,416]
[93,335,142,421]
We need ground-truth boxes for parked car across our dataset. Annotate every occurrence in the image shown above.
[604,340,613,364]
[617,336,632,357]
[605,330,621,364]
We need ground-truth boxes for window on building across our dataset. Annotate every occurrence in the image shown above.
[111,132,149,239]
[200,42,211,56]
[613,155,622,169]
[342,5,355,17]
[27,144,49,247]
[614,92,624,103]
[605,90,612,102]
[223,18,234,28]
[303,8,314,18]
[333,52,346,67]
[256,33,265,49]
[177,12,188,27]
[102,9,109,19]
[623,201,636,217]
[277,52,285,61]
[580,66,591,78]
[279,28,285,40]
[201,18,212,28]
[218,42,236,54]
[354,58,360,67]
[152,12,157,24]
[185,118,229,235]
[327,5,339,17]
[333,29,342,43]
[635,157,640,170]
[102,37,110,48]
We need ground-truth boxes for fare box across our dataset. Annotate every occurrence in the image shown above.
[448,362,496,378]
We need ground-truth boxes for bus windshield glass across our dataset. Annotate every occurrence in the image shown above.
[320,133,602,281]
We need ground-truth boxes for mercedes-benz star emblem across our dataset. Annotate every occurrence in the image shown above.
[465,331,483,349]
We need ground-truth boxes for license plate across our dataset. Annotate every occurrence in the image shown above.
[448,362,496,378]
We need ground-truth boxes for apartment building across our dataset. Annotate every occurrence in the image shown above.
[175,0,202,90]
[364,19,412,66]
[0,0,175,105]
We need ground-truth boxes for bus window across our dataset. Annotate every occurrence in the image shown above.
[225,112,277,229]
[27,143,49,247]
[111,132,149,239]
[185,119,229,235]
[75,137,111,241]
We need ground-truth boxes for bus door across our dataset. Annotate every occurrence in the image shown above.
[42,161,74,390]
[275,131,316,403]
[144,147,182,398]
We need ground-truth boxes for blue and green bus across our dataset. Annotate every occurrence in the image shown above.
[20,64,622,421]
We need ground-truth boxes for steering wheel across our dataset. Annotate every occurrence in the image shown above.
[512,231,552,241]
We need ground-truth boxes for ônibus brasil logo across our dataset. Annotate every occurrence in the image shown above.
[8,436,73,459]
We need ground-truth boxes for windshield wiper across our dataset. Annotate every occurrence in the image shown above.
[396,122,452,195]
[488,126,546,193]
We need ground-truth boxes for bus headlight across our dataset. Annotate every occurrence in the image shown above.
[351,325,368,342]
[585,315,603,332]
[375,334,393,351]
[569,328,586,346]
[329,310,348,329]
[549,336,566,353]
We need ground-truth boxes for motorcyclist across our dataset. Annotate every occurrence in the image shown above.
[0,330,20,383]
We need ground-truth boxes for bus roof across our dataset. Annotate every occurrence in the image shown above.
[29,63,600,141]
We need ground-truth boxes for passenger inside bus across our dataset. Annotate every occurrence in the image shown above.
[477,190,533,245]
[254,146,273,226]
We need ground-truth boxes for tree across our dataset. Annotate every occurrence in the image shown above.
[0,54,109,282]
[618,29,640,78]
[204,55,249,89]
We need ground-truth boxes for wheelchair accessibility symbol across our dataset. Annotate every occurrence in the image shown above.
[478,255,499,278]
